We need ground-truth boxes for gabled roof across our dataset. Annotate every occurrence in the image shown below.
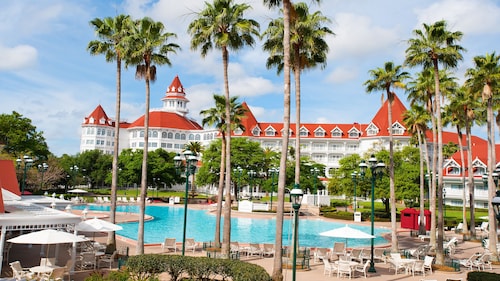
[370,94,410,137]
[239,102,259,136]
[0,160,20,213]
[129,111,203,130]
[83,105,112,126]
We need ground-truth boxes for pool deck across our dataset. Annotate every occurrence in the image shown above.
[5,203,500,280]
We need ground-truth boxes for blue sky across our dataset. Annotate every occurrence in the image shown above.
[1,0,499,156]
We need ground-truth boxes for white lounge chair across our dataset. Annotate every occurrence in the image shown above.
[185,238,197,253]
[314,247,329,263]
[161,238,177,252]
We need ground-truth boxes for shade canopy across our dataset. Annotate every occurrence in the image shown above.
[319,225,374,247]
[7,229,87,244]
[67,189,88,194]
[75,217,123,232]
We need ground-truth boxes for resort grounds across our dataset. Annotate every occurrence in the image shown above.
[4,202,500,281]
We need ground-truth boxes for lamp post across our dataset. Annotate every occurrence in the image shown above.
[174,150,198,256]
[359,154,385,273]
[290,187,303,281]
[70,165,79,188]
[268,168,278,211]
[38,162,49,189]
[351,171,359,212]
[16,155,33,194]
[233,166,243,201]
[310,167,319,206]
[248,170,256,200]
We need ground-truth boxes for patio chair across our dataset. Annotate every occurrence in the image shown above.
[473,252,492,271]
[337,260,352,279]
[262,243,274,257]
[354,260,370,278]
[323,258,337,277]
[40,257,56,266]
[373,248,388,263]
[459,252,481,270]
[350,248,364,263]
[185,238,197,253]
[314,247,329,263]
[423,255,434,274]
[78,252,96,270]
[98,250,118,269]
[161,238,177,252]
[9,261,33,281]
[412,260,425,277]
[475,221,489,233]
[333,242,345,256]
[388,253,409,275]
[408,244,431,260]
[39,267,66,281]
[452,222,464,233]
[247,243,263,257]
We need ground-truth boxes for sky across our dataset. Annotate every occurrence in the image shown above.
[1,0,500,156]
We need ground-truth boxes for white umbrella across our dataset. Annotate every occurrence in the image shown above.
[67,189,88,194]
[7,229,87,258]
[319,224,374,247]
[75,218,123,232]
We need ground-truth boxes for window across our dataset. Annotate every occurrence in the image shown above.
[195,134,200,140]
[175,133,180,139]
[167,143,173,148]
[314,128,325,137]
[162,132,167,138]
[234,128,243,135]
[180,134,186,140]
[138,142,144,148]
[391,122,405,135]
[446,166,460,175]
[329,154,342,162]
[299,128,308,137]
[329,144,341,151]
[265,128,276,136]
[150,142,157,148]
[348,131,359,138]
[168,132,173,139]
[313,143,326,150]
[132,131,137,138]
[252,127,261,136]
[189,134,194,140]
[312,154,325,162]
[152,131,158,138]
[331,129,342,137]
[346,144,358,151]
[161,143,166,148]
[139,131,144,137]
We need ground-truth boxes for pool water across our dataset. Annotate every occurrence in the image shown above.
[74,205,389,248]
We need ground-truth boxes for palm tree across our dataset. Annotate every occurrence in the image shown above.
[87,14,132,251]
[405,20,465,265]
[189,0,259,257]
[200,94,246,248]
[262,2,333,189]
[465,52,500,260]
[364,61,409,253]
[403,104,430,235]
[125,17,180,254]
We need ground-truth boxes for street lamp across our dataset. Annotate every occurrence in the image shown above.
[233,166,243,201]
[290,186,303,281]
[247,170,256,200]
[268,168,278,211]
[16,155,33,194]
[351,171,359,212]
[38,162,49,189]
[310,167,319,206]
[174,150,198,256]
[70,165,79,188]
[359,154,385,273]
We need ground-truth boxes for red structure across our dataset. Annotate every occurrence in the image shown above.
[400,208,431,231]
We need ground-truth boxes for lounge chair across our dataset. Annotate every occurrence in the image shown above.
[262,243,274,257]
[475,221,489,233]
[460,252,481,270]
[98,250,118,269]
[9,261,33,281]
[161,238,177,252]
[333,242,345,256]
[452,222,464,233]
[408,244,431,260]
[185,238,197,253]
[373,248,388,263]
[247,243,263,257]
[473,252,492,271]
[314,247,329,263]
[350,248,364,263]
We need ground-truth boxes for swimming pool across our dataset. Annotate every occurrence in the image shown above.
[74,205,389,248]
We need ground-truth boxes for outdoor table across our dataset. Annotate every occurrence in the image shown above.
[399,258,417,274]
[334,260,359,269]
[29,265,60,279]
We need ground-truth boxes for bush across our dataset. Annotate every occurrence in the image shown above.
[467,271,500,281]
[163,255,185,281]
[126,254,166,281]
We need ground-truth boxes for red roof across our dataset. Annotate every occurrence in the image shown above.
[129,111,202,130]
[0,160,21,213]
[83,105,130,129]
[370,94,410,137]
[163,75,189,102]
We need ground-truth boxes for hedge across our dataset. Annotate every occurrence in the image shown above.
[467,271,500,281]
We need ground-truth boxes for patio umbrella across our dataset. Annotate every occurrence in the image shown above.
[67,188,88,194]
[7,229,87,258]
[319,224,374,247]
[75,217,123,233]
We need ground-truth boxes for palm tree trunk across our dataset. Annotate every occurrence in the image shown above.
[429,94,438,251]
[272,1,291,280]
[222,47,232,257]
[387,92,398,253]
[294,51,301,186]
[137,72,150,255]
[214,134,226,248]
[418,129,426,235]
[433,61,445,265]
[466,123,475,237]
[107,56,121,251]
[487,94,499,260]
[462,127,470,236]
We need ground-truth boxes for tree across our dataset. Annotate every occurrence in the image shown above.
[188,0,259,257]
[405,20,465,265]
[364,61,409,253]
[200,94,246,249]
[262,2,333,188]
[0,111,49,159]
[465,52,500,260]
[87,14,132,252]
[125,17,180,254]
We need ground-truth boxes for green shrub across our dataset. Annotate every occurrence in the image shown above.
[228,260,272,281]
[467,271,500,281]
[163,255,185,281]
[126,254,166,281]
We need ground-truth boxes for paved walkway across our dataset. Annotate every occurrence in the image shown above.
[5,204,499,281]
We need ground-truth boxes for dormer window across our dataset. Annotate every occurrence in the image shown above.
[234,128,243,135]
[299,127,309,137]
[331,128,342,138]
[99,118,106,125]
[314,127,325,137]
[391,122,405,135]
[89,117,95,124]
[252,127,261,136]
[280,128,293,136]
[265,126,276,136]
[348,129,360,138]
[366,123,379,136]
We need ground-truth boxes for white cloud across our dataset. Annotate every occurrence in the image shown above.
[414,0,500,35]
[0,45,37,70]
[326,66,358,84]
[329,13,401,60]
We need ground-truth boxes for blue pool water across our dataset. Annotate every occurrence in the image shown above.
[74,205,389,248]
